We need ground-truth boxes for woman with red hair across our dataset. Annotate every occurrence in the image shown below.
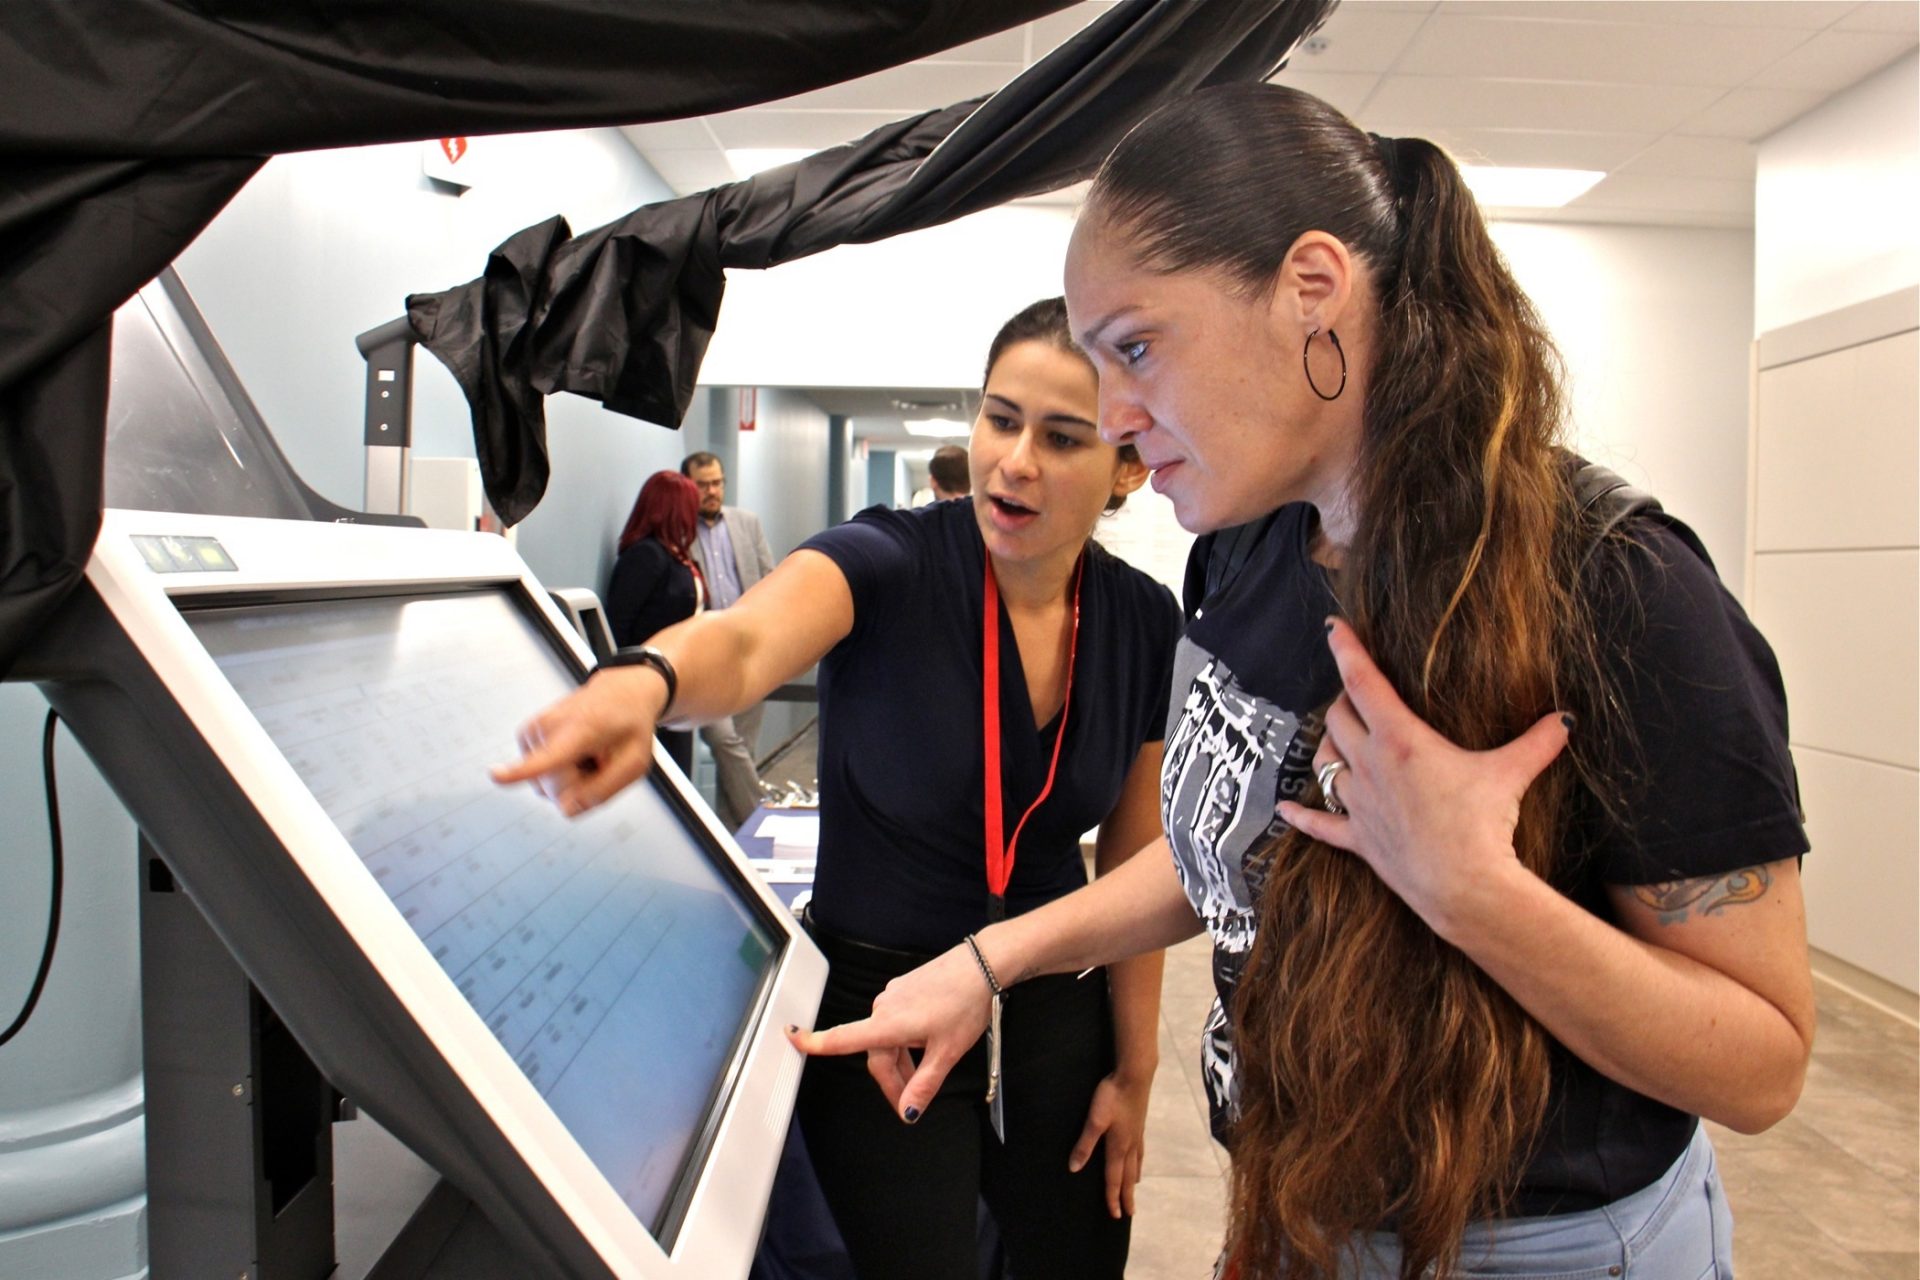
[606,470,705,771]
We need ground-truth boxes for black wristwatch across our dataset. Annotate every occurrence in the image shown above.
[593,644,677,716]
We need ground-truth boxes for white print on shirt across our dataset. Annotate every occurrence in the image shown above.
[1161,637,1324,1133]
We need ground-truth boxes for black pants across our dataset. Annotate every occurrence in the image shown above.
[657,727,692,774]
[796,919,1131,1280]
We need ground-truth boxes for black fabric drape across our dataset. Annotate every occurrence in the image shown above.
[0,0,1081,678]
[409,0,1338,523]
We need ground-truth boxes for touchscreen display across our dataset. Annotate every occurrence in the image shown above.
[185,589,779,1240]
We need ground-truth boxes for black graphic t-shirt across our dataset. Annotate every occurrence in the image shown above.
[1165,501,1807,1216]
[801,501,1182,953]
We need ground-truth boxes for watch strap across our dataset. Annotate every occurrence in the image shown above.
[592,644,677,716]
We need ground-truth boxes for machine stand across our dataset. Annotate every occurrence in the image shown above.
[139,838,338,1279]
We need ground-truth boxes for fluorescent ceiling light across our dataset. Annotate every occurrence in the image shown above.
[1459,165,1605,210]
[724,148,816,179]
[903,418,971,438]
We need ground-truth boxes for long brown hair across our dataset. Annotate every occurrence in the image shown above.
[1088,83,1621,1277]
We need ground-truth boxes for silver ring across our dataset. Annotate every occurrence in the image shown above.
[1316,759,1348,815]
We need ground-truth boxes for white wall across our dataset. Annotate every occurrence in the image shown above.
[1755,54,1920,336]
[702,207,1078,390]
[705,205,1758,595]
[1493,222,1757,595]
[1752,53,1920,1007]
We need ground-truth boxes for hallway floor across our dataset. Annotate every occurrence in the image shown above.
[1127,934,1919,1279]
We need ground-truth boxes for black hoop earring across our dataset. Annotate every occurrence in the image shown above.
[1303,327,1346,402]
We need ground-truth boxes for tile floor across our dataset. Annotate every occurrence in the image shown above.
[1126,934,1920,1279]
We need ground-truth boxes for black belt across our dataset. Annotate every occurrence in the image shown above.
[801,905,939,972]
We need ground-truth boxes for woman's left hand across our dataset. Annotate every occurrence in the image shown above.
[1067,1070,1151,1218]
[1277,618,1572,941]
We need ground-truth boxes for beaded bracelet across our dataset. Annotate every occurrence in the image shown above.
[963,933,1007,1141]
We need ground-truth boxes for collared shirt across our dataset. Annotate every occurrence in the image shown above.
[697,514,744,609]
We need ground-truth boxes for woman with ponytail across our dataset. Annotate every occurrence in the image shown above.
[794,83,1813,1278]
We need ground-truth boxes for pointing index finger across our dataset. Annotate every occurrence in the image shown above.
[489,717,590,785]
[786,1018,898,1060]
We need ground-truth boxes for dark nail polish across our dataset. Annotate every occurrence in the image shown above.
[1324,620,1335,635]
[1560,713,1578,731]
[785,1024,799,1035]
[904,1106,921,1123]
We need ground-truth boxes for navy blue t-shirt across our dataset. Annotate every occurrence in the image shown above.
[1166,500,1807,1215]
[800,501,1181,953]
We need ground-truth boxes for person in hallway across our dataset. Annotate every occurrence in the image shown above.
[929,444,971,501]
[910,443,970,508]
[498,297,1183,1280]
[681,450,778,828]
[785,83,1815,1280]
[604,470,705,774]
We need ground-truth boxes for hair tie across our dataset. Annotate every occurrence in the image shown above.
[1369,132,1404,193]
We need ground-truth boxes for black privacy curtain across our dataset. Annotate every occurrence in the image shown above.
[0,0,1336,679]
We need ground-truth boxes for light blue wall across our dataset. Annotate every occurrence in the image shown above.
[0,692,146,1280]
[731,387,832,561]
[174,130,682,510]
[866,449,898,508]
[712,386,835,757]
[516,391,714,599]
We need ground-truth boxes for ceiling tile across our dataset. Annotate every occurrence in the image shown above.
[1569,172,1755,217]
[1027,2,1116,61]
[1366,74,1720,135]
[1836,2,1920,37]
[1397,12,1809,87]
[1613,134,1758,180]
[1417,127,1655,170]
[1676,85,1829,137]
[1504,203,1750,228]
[1749,29,1919,92]
[627,0,1892,231]
[1444,2,1849,29]
[618,118,715,150]
[1268,69,1381,117]
[928,25,1029,64]
[1287,5,1430,73]
[705,110,906,150]
[770,60,1019,113]
[1011,178,1093,209]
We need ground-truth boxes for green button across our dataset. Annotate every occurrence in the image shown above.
[185,538,236,571]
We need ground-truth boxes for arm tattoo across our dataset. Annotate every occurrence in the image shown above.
[1632,864,1774,926]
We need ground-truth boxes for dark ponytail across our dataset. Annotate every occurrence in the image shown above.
[1088,83,1619,1279]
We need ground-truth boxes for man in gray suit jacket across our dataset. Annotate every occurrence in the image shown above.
[682,452,778,829]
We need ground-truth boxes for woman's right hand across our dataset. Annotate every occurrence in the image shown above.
[788,943,995,1123]
[490,666,670,815]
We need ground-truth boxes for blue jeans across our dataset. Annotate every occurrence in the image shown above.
[1342,1124,1734,1278]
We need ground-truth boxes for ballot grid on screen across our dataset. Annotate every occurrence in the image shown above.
[183,587,778,1239]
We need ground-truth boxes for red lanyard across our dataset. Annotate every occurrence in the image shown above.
[982,552,1084,921]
